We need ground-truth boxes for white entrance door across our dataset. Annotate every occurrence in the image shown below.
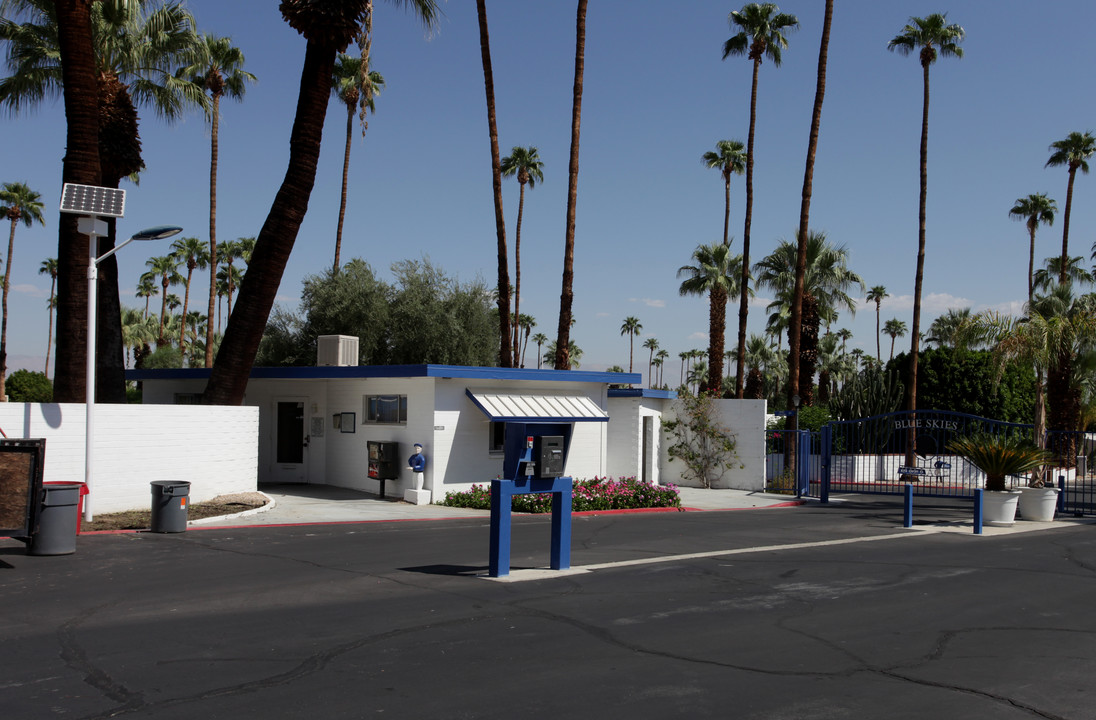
[271,397,309,483]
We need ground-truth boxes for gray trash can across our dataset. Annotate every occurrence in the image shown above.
[28,482,83,556]
[150,481,190,533]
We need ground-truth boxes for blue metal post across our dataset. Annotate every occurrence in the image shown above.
[1058,475,1065,514]
[903,483,913,528]
[796,430,810,497]
[820,425,831,504]
[550,488,572,570]
[973,489,983,535]
[489,479,512,577]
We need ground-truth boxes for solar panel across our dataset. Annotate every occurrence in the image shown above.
[59,184,126,218]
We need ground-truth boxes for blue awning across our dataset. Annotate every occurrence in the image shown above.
[465,389,609,422]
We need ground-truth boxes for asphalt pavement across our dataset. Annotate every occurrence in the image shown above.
[3,490,1096,719]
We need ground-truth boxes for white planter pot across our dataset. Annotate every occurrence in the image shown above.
[1018,486,1059,522]
[983,490,1021,527]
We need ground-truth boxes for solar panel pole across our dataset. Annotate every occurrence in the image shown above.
[80,216,109,523]
[74,213,182,524]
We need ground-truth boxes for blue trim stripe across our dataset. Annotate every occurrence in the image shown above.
[127,363,641,385]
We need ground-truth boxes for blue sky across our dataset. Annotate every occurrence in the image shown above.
[3,0,1096,384]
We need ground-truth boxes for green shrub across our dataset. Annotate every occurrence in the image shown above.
[6,369,52,402]
[438,477,681,513]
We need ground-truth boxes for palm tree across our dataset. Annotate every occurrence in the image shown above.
[170,236,209,362]
[545,340,582,370]
[743,333,773,399]
[330,52,382,273]
[180,33,256,368]
[554,0,588,371]
[754,230,863,407]
[655,348,669,387]
[786,0,832,436]
[1009,193,1057,304]
[702,139,747,247]
[836,327,852,353]
[619,316,642,373]
[925,307,978,350]
[888,12,965,460]
[39,257,57,375]
[1046,132,1096,285]
[678,242,745,395]
[1033,255,1093,293]
[984,286,1096,474]
[531,332,548,370]
[217,263,244,320]
[145,255,183,345]
[500,146,544,363]
[474,0,512,367]
[642,337,659,388]
[723,2,798,398]
[135,275,158,319]
[1,0,207,402]
[204,1,440,405]
[515,313,535,367]
[882,318,907,360]
[38,0,101,402]
[0,181,44,398]
[866,285,888,362]
[120,306,156,369]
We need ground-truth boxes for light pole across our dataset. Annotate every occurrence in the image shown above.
[84,224,182,521]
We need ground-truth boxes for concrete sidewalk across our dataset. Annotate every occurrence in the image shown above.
[190,483,803,528]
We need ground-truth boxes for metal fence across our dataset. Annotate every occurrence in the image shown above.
[1047,431,1096,516]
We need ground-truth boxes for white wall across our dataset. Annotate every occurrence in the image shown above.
[659,398,767,490]
[0,403,258,514]
[607,396,665,483]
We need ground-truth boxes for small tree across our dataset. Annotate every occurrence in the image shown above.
[663,392,739,488]
[5,369,52,402]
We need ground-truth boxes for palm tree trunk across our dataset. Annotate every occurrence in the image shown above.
[475,0,512,368]
[0,219,16,400]
[722,175,730,246]
[159,278,169,344]
[45,279,56,376]
[1027,221,1036,304]
[180,267,194,359]
[335,101,353,272]
[1060,167,1076,285]
[205,92,221,368]
[707,284,727,396]
[556,0,587,371]
[512,181,525,362]
[789,0,832,422]
[53,0,101,403]
[203,40,338,404]
[736,56,761,398]
[906,60,931,469]
[875,302,882,361]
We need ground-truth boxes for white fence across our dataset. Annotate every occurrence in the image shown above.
[0,403,258,514]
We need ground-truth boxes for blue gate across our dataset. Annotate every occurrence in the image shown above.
[811,410,1031,500]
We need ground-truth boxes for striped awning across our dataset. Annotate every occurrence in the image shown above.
[465,389,609,422]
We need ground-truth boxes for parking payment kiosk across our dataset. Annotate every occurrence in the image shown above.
[489,424,574,578]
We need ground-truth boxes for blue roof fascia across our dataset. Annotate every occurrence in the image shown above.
[127,364,641,385]
[608,388,677,400]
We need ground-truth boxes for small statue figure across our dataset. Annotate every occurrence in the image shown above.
[407,443,426,491]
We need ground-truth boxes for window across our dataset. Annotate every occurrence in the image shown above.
[489,421,506,454]
[173,393,202,405]
[364,395,407,424]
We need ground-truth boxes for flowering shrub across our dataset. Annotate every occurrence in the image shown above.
[438,476,681,513]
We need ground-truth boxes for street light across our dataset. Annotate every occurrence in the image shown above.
[84,223,183,521]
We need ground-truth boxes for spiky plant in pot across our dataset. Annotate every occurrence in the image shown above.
[946,433,1053,492]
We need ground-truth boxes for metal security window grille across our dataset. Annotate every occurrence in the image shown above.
[364,395,407,424]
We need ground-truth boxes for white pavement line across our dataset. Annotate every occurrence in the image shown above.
[485,530,933,583]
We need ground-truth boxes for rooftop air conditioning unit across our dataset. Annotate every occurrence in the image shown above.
[317,335,359,367]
